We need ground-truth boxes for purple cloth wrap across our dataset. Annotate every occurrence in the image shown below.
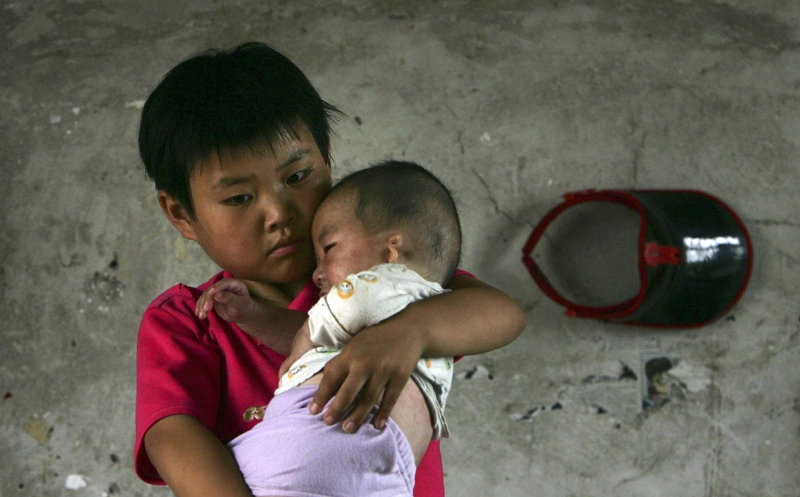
[228,385,416,497]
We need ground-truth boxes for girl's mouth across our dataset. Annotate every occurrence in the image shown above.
[270,239,303,258]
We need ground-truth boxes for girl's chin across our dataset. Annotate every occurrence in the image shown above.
[267,263,315,285]
[235,263,312,286]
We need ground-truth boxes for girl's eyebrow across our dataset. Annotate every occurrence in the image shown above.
[277,148,311,171]
[211,147,312,190]
[212,148,311,190]
[212,175,255,191]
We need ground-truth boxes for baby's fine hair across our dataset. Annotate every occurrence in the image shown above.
[331,161,462,286]
[138,41,340,218]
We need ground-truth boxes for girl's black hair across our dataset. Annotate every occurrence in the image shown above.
[139,41,341,217]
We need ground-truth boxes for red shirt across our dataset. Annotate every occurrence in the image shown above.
[134,271,448,496]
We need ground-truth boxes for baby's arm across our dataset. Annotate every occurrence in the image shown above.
[195,278,306,356]
[277,320,316,377]
[311,274,526,432]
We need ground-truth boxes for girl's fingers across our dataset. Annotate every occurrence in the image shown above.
[339,376,386,433]
[310,361,347,417]
[313,360,373,429]
[370,376,405,430]
[313,361,392,433]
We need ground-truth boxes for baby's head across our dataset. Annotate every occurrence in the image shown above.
[311,161,461,294]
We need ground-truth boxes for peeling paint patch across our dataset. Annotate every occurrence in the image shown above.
[455,364,494,380]
[124,99,146,110]
[643,355,674,409]
[65,474,88,490]
[511,402,563,422]
[582,361,638,384]
[640,355,712,409]
[83,271,125,305]
[669,361,712,393]
[173,236,186,261]
[572,358,643,421]
[23,418,50,446]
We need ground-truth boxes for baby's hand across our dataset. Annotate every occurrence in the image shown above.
[195,278,256,325]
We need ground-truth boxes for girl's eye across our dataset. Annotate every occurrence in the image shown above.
[323,243,336,253]
[226,194,252,206]
[286,169,311,185]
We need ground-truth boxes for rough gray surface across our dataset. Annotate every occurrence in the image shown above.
[1,1,798,496]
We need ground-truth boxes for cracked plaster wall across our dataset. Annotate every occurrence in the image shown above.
[1,1,798,496]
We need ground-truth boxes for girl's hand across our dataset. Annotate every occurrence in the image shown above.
[309,274,526,434]
[195,278,256,325]
[309,317,424,433]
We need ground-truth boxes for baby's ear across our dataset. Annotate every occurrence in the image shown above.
[158,191,198,242]
[385,233,406,263]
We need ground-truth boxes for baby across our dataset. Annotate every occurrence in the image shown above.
[196,160,462,496]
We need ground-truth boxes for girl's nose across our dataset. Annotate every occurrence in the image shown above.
[262,195,295,231]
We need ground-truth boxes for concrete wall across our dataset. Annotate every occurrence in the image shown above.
[1,1,798,495]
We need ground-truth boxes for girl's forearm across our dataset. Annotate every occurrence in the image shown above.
[144,415,253,497]
[395,274,526,358]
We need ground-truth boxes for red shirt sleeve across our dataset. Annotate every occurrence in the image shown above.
[452,268,474,279]
[134,280,284,484]
[134,284,222,483]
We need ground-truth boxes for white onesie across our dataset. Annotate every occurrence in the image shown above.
[277,263,454,439]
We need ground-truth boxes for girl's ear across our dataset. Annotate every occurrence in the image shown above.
[158,191,198,242]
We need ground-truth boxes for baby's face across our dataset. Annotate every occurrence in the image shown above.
[311,196,390,296]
